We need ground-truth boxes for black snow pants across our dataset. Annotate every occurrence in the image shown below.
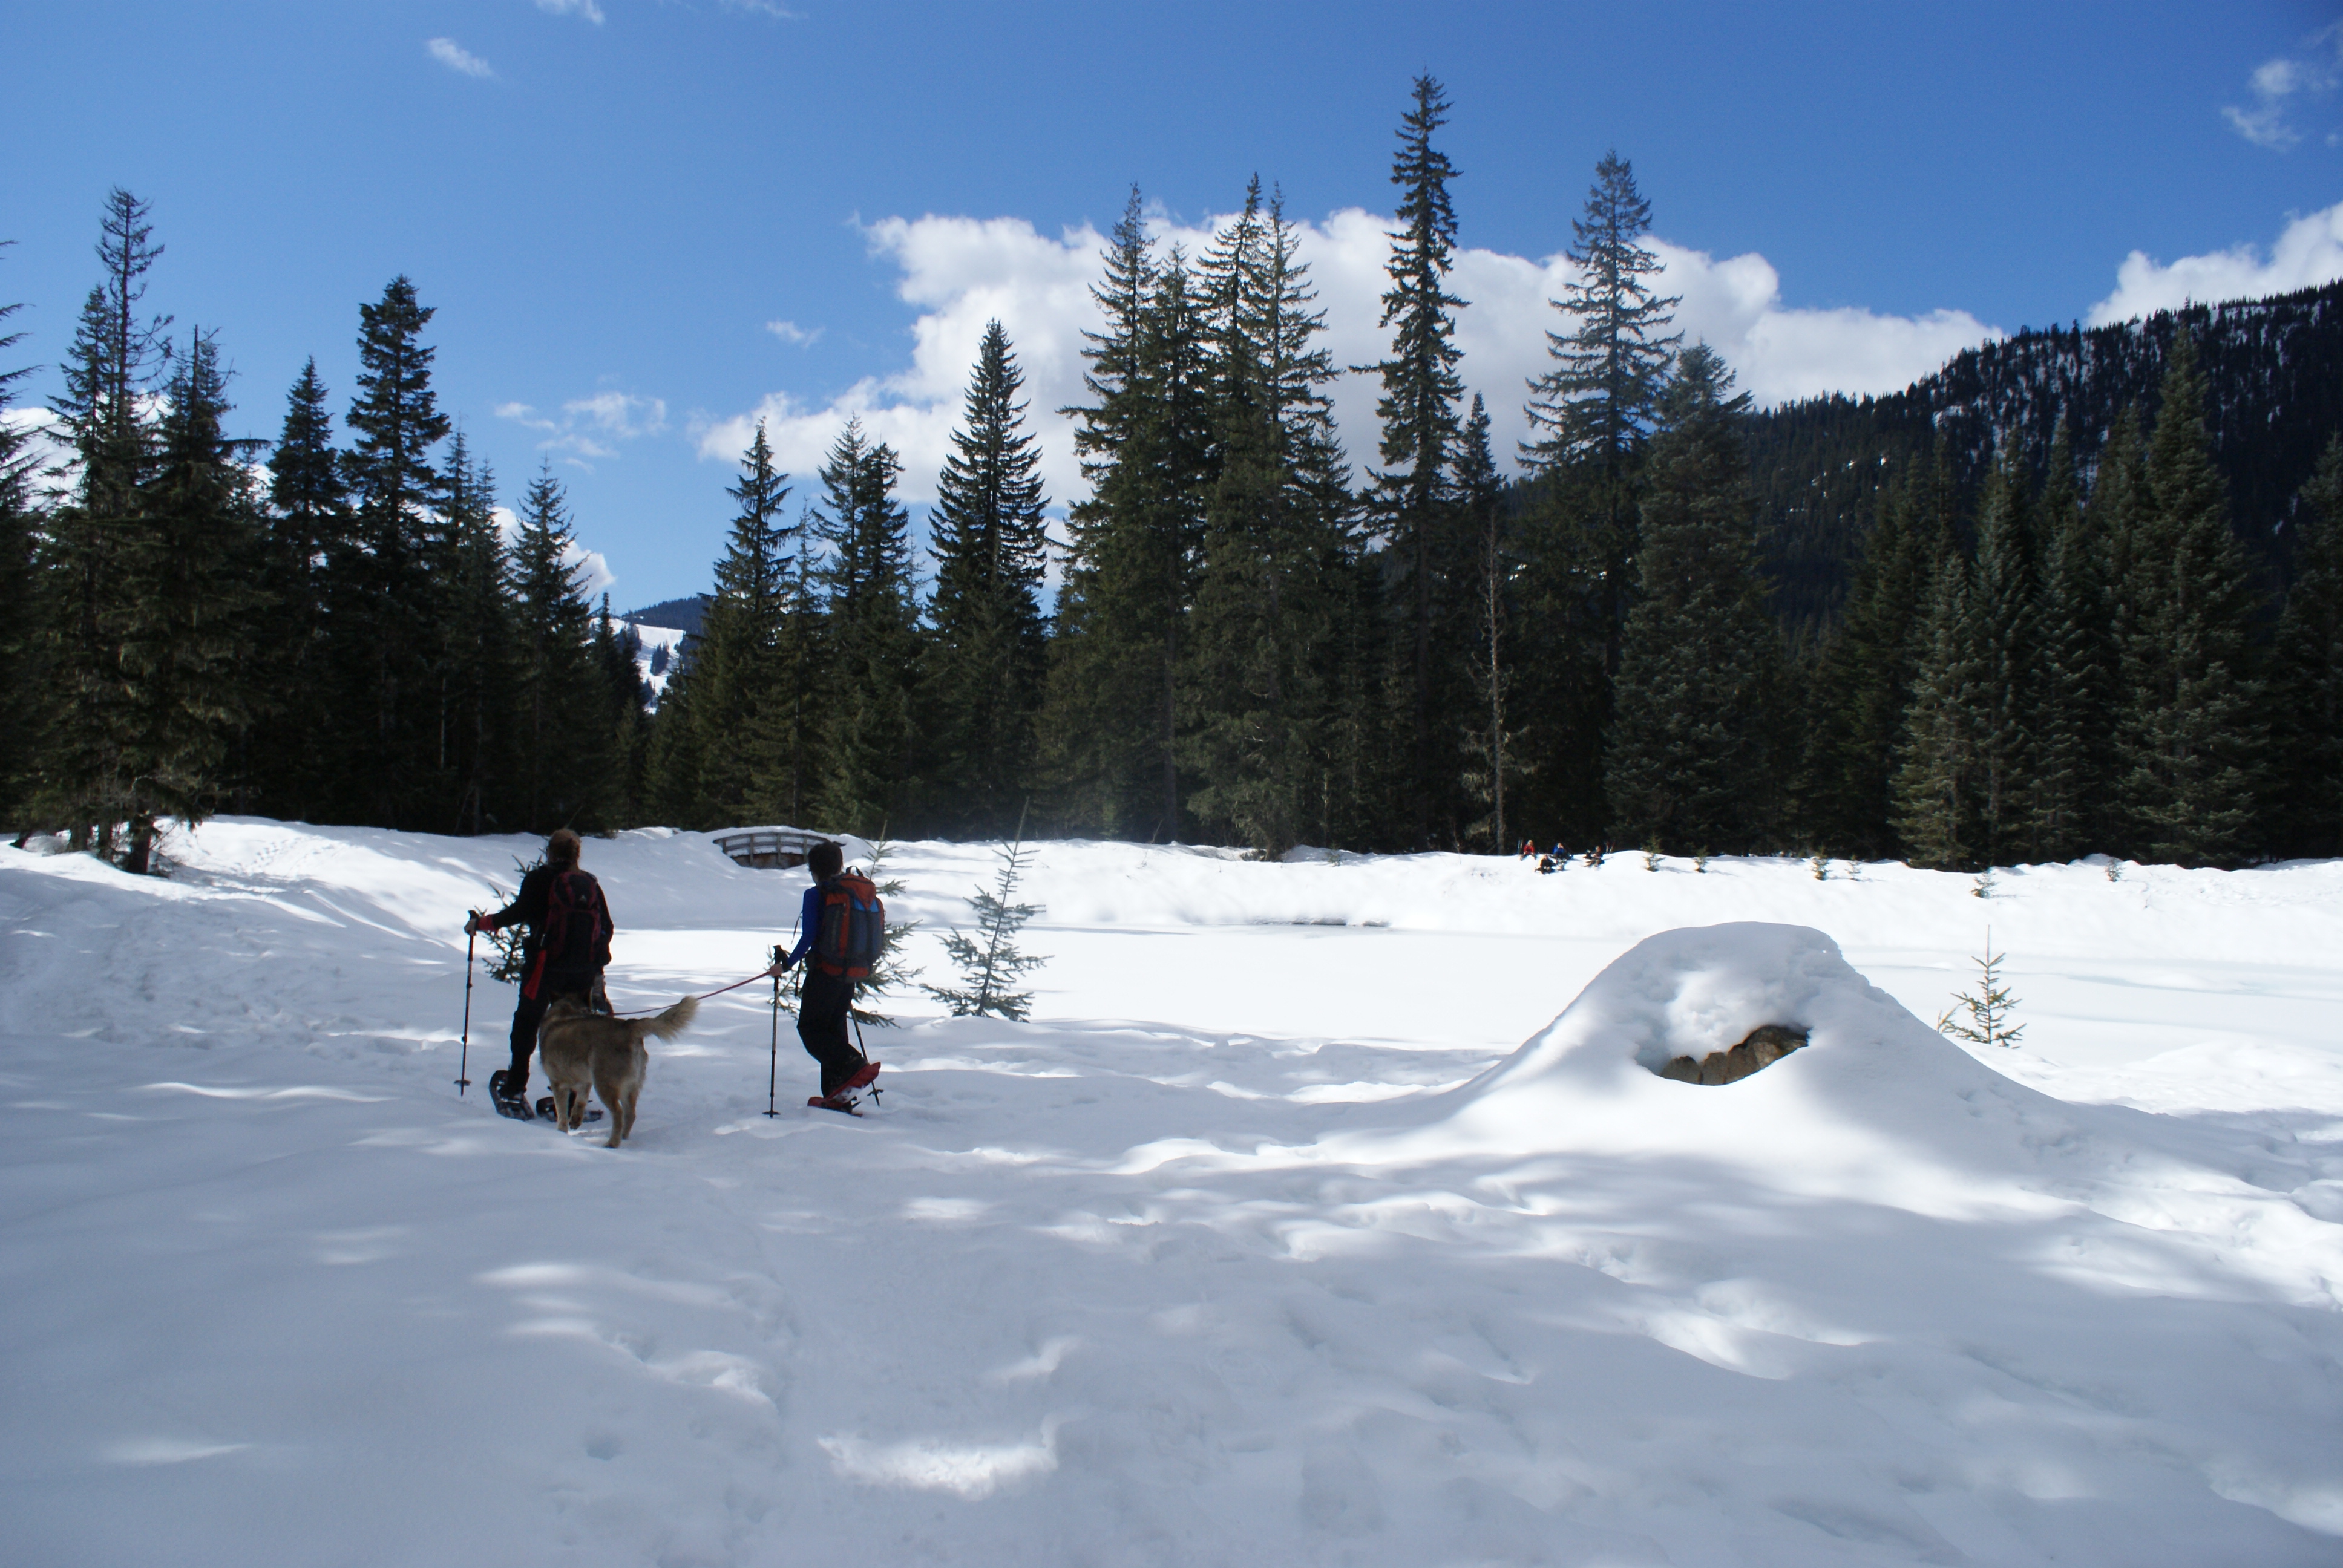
[796,965,865,1096]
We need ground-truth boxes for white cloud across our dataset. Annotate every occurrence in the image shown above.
[2224,26,2342,150]
[497,391,667,468]
[426,38,496,79]
[536,0,605,22]
[721,0,799,16]
[2088,200,2343,325]
[696,209,2001,505]
[765,319,823,347]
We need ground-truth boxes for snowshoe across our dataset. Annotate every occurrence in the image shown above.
[488,1070,533,1121]
[839,1060,882,1094]
[535,1096,603,1125]
[808,1093,864,1117]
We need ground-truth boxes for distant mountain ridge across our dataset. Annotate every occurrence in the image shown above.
[1748,280,2343,632]
[620,595,709,638]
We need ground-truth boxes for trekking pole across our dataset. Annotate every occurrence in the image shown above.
[456,916,478,1094]
[764,944,782,1119]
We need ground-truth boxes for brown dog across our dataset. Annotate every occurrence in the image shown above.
[536,994,699,1148]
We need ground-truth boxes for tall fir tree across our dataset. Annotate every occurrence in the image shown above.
[811,420,921,835]
[1605,344,1772,853]
[2269,436,2343,858]
[1893,551,1983,869]
[113,329,267,872]
[593,599,650,829]
[2115,336,2263,865]
[1966,446,2038,865]
[1455,396,1518,851]
[691,419,795,823]
[1794,456,1938,858]
[332,276,451,828]
[926,320,1051,835]
[506,463,602,832]
[1185,184,1356,855]
[1360,75,1469,848]
[1515,152,1680,846]
[0,247,39,822]
[41,189,172,848]
[441,431,511,834]
[1046,199,1214,840]
[2026,424,2115,860]
[251,358,350,820]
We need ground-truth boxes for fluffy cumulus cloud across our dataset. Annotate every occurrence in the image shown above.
[698,210,1999,505]
[535,0,605,22]
[425,38,495,79]
[498,391,668,468]
[2224,26,2342,150]
[2088,200,2343,325]
[764,319,822,347]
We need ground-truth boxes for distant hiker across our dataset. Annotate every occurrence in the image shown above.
[1517,839,1535,860]
[466,828,615,1120]
[1537,854,1559,874]
[764,840,883,1112]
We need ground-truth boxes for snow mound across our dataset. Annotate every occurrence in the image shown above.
[1438,923,2104,1214]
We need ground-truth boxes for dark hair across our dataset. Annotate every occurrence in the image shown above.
[807,840,844,880]
[546,828,583,868]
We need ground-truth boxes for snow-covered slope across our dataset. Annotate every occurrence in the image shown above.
[3,823,2340,1566]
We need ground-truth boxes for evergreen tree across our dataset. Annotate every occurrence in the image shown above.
[1966,446,2037,864]
[1794,457,1938,858]
[1513,154,1680,846]
[251,358,350,820]
[1893,552,1983,868]
[507,462,600,832]
[1185,184,1356,855]
[592,598,650,829]
[441,431,511,834]
[41,189,172,849]
[1046,198,1214,841]
[811,420,920,835]
[113,329,267,872]
[332,276,451,828]
[691,419,795,823]
[0,247,40,823]
[1455,396,1518,851]
[1360,75,1469,847]
[1605,344,1771,852]
[2115,336,2263,864]
[2026,424,2114,860]
[2269,436,2343,857]
[926,321,1051,835]
[923,803,1047,1019]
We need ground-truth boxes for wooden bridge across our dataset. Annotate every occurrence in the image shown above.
[710,826,831,870]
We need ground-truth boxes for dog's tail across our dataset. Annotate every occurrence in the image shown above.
[635,994,700,1043]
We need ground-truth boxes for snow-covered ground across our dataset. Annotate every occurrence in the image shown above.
[3,822,2340,1567]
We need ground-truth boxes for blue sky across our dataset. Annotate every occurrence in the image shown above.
[5,1,2341,610]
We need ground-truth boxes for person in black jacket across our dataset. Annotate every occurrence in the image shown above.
[466,828,615,1118]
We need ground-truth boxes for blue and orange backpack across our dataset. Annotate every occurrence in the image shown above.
[813,870,885,979]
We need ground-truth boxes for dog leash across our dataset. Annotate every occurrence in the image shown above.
[603,968,771,1017]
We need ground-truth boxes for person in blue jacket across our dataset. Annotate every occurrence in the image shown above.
[764,840,878,1108]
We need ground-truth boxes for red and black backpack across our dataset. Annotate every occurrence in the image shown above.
[813,871,885,979]
[537,867,613,983]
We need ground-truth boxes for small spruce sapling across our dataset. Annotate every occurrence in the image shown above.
[1642,840,1661,872]
[1936,930,2025,1049]
[1810,851,1830,881]
[481,854,543,984]
[1694,850,1710,874]
[924,805,1047,1021]
[1972,869,1996,900]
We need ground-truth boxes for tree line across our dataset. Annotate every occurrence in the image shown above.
[4,77,2339,871]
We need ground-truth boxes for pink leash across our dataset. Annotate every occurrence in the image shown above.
[605,969,772,1017]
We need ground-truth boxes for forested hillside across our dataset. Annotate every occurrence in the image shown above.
[4,80,2339,872]
[1752,281,2343,632]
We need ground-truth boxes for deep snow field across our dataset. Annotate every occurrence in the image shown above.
[3,821,2341,1568]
